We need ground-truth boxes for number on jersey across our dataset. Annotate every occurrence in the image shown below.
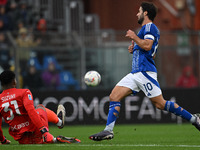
[2,100,21,121]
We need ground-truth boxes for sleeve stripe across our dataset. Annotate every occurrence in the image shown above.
[145,23,152,32]
[144,34,154,40]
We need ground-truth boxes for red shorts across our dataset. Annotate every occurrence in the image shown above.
[18,108,49,144]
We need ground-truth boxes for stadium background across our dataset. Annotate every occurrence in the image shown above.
[0,0,200,125]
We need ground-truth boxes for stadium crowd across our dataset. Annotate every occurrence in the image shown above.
[0,0,80,91]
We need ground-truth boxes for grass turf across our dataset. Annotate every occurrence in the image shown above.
[1,123,200,150]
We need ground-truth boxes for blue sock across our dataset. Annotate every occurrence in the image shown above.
[104,102,121,131]
[164,101,192,121]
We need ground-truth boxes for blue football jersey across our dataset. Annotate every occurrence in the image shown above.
[131,22,160,73]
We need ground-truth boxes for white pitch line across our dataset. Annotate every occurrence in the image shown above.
[3,144,200,148]
[70,144,200,148]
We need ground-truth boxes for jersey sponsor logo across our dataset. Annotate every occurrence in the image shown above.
[28,94,32,100]
[10,121,30,131]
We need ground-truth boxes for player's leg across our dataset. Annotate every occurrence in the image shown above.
[56,104,66,129]
[104,73,138,133]
[104,86,132,131]
[20,105,52,144]
[150,95,196,122]
[89,87,133,141]
[36,104,65,129]
[35,104,67,144]
[150,95,200,131]
[18,105,54,144]
[89,73,138,141]
[36,105,80,144]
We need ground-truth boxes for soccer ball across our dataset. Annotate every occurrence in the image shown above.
[84,71,101,86]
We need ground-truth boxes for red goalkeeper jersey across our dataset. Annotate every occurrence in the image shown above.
[0,88,44,140]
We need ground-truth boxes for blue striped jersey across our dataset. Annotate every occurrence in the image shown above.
[131,22,160,73]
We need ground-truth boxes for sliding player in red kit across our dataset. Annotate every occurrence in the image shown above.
[0,70,80,144]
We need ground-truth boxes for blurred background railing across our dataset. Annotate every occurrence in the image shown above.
[0,0,199,91]
[2,30,200,91]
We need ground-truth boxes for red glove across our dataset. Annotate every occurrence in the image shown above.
[1,137,11,144]
[40,126,54,143]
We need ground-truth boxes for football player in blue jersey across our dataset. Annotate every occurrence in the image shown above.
[89,1,200,141]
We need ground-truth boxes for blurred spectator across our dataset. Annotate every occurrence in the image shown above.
[27,26,39,43]
[0,5,11,30]
[7,0,18,30]
[23,65,43,90]
[37,18,47,33]
[35,16,50,46]
[0,19,5,31]
[176,66,199,88]
[0,32,8,49]
[17,20,24,30]
[16,27,40,71]
[0,32,10,69]
[41,62,60,90]
[15,0,33,27]
[16,27,40,47]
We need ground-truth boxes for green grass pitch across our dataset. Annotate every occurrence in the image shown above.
[1,123,200,150]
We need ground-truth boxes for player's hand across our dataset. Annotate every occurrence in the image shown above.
[1,137,11,144]
[42,132,54,143]
[125,29,136,39]
[128,40,134,54]
[40,126,54,143]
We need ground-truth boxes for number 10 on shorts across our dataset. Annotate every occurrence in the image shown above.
[143,83,153,96]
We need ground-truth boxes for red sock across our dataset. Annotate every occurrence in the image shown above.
[45,108,59,124]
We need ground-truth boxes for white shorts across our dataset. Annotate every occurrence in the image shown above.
[116,72,162,98]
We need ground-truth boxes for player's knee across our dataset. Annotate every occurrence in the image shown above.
[109,94,115,102]
[36,104,46,111]
[109,93,121,102]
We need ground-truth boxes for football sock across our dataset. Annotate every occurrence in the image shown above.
[164,101,195,123]
[45,108,59,124]
[53,138,57,143]
[104,101,121,131]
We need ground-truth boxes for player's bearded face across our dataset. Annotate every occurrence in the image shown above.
[137,7,144,25]
[138,12,144,25]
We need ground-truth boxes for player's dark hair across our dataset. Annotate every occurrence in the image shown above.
[0,70,15,86]
[141,2,157,21]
